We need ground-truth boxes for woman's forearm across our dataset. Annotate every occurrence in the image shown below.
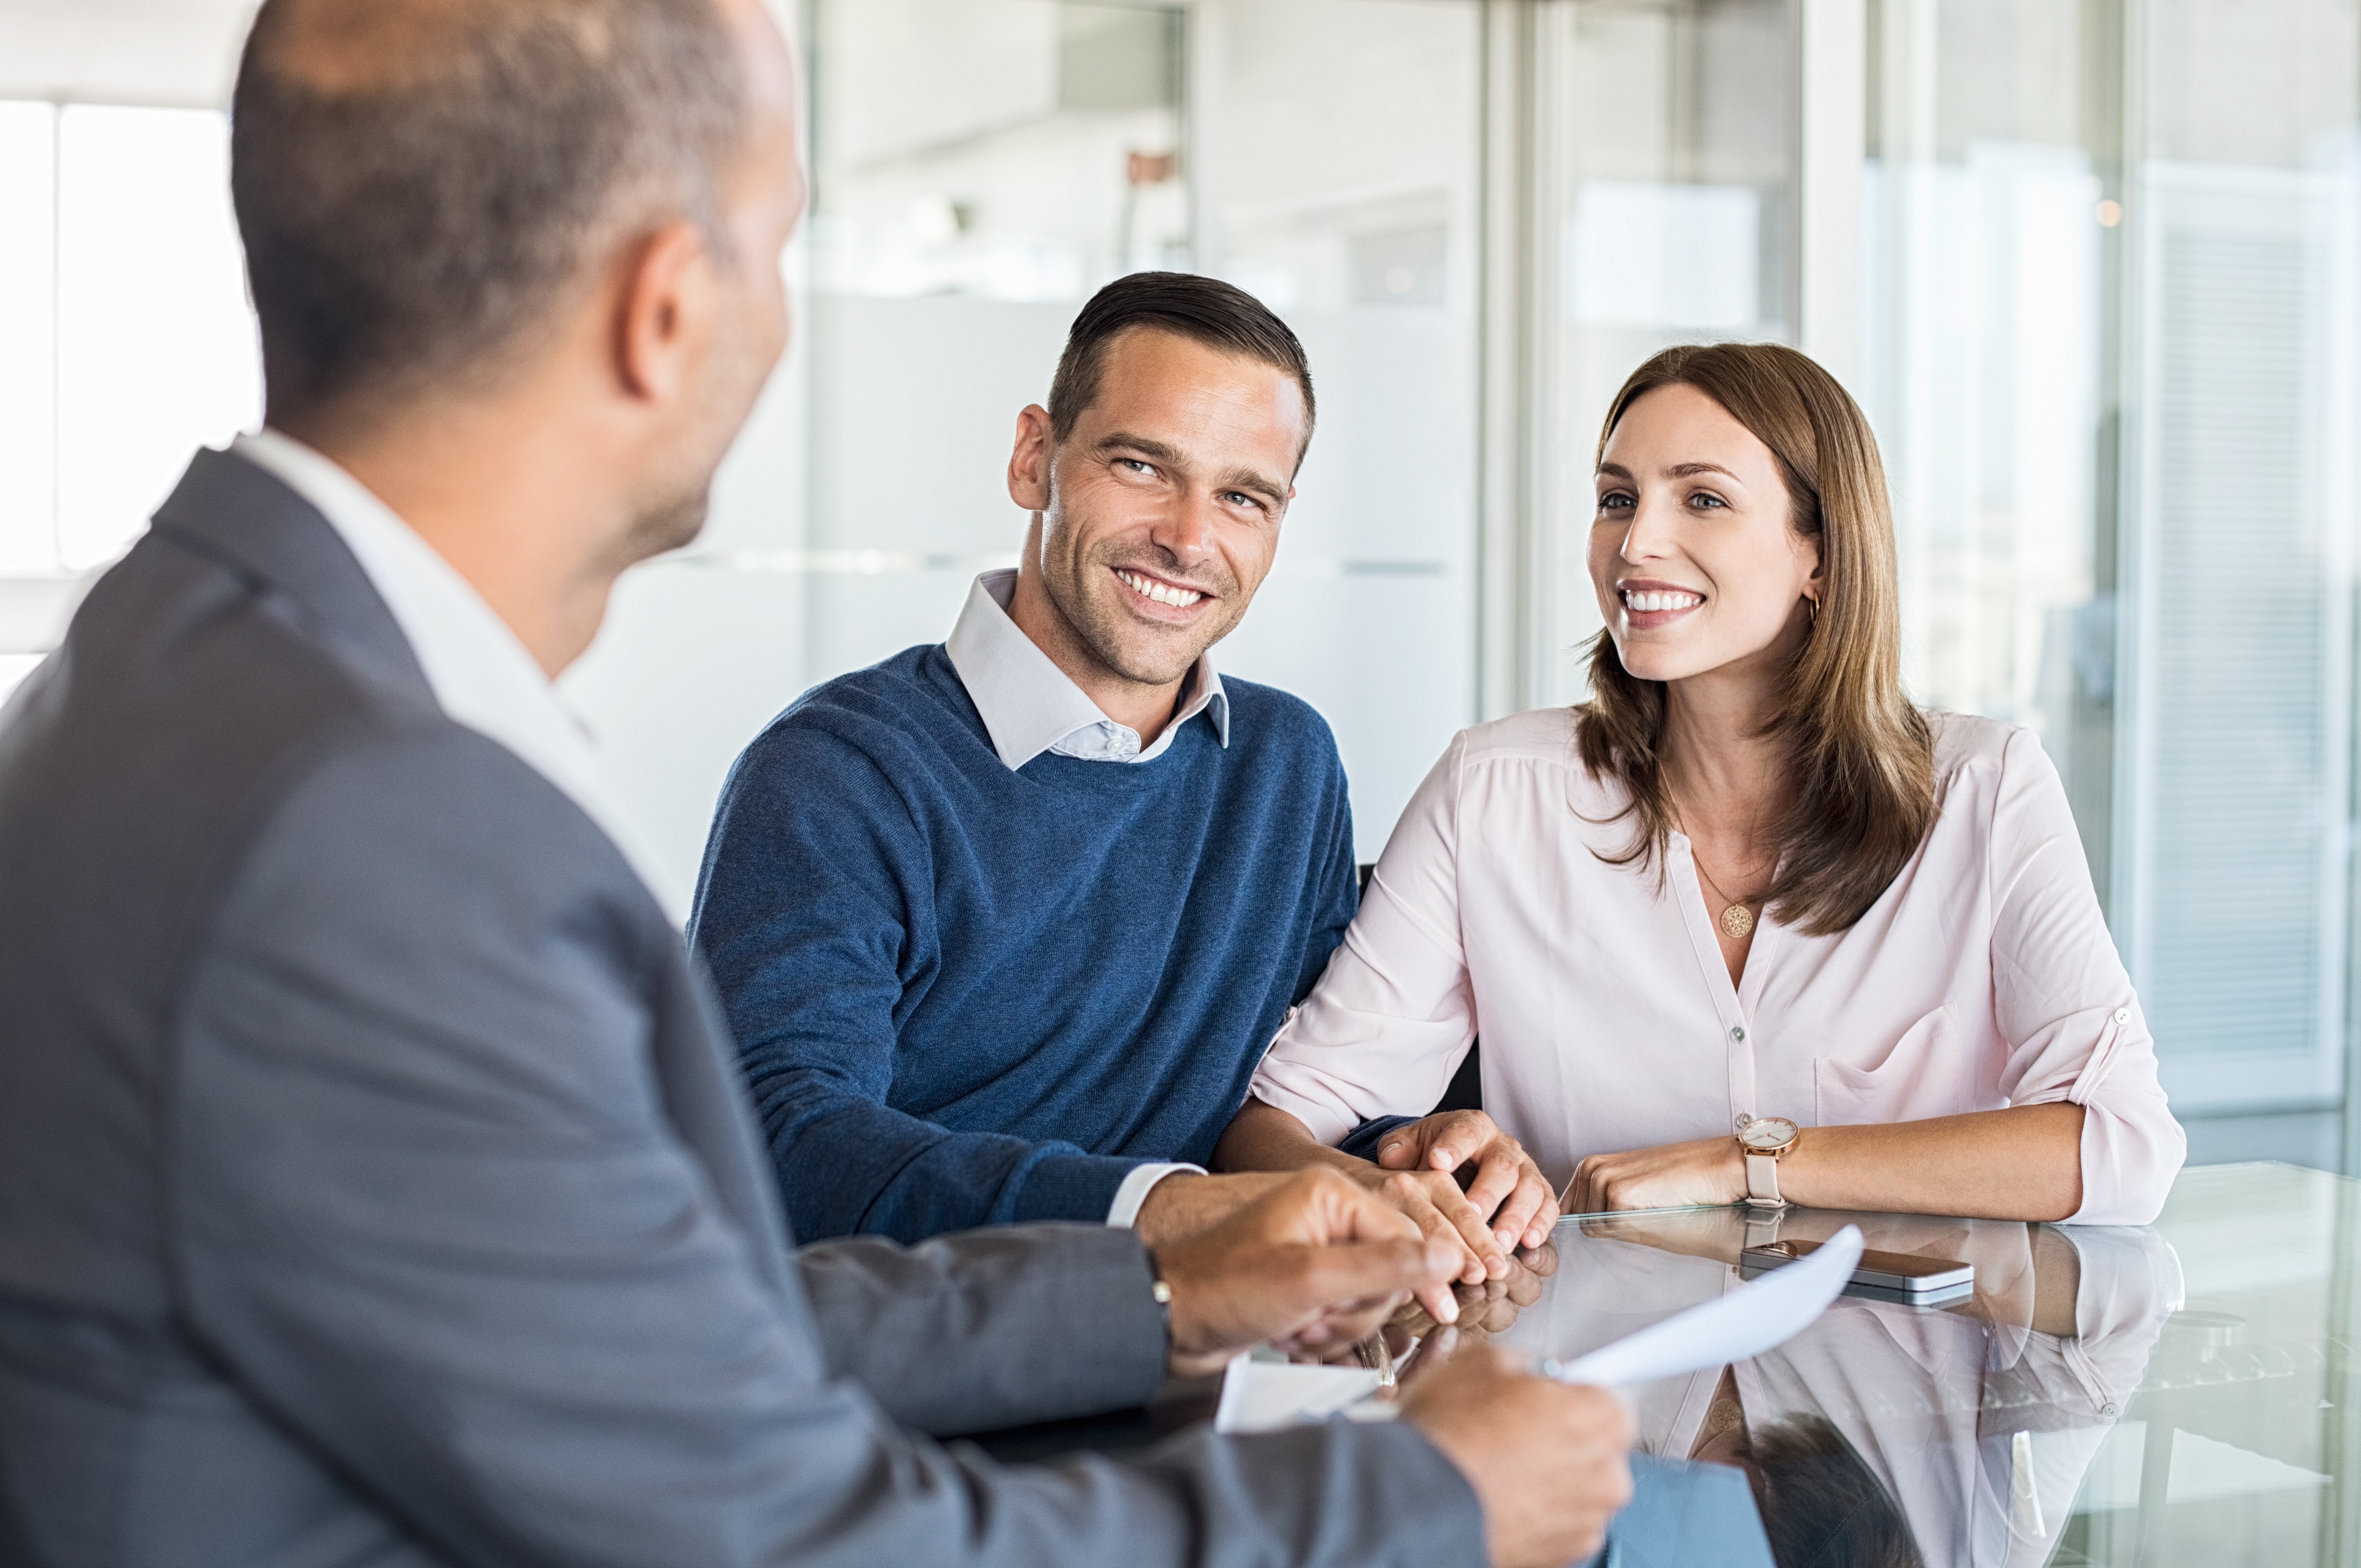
[1569,1102,2089,1220]
[1780,1102,2088,1221]
[1212,1097,1375,1176]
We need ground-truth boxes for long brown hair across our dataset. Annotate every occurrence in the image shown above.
[1575,342,1934,937]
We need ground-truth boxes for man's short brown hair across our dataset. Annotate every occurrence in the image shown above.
[231,0,747,418]
[1046,271,1317,455]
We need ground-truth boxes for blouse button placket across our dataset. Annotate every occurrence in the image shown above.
[1725,1020,1757,1129]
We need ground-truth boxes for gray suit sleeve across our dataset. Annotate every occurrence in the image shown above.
[795,1225,1169,1435]
[173,726,1488,1568]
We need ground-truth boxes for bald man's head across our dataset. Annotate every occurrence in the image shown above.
[232,0,750,419]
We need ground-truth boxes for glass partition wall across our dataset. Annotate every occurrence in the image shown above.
[1853,0,2361,1146]
[570,0,1486,896]
[796,0,1194,676]
[1532,0,1801,706]
[2117,0,2360,1135]
[3,1,2359,1162]
[802,0,1485,869]
[1860,0,2118,869]
[1509,0,2359,1150]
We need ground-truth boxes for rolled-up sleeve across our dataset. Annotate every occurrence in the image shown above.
[1250,733,1479,1144]
[1986,729,2186,1224]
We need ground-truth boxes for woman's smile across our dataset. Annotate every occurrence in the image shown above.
[1618,578,1707,629]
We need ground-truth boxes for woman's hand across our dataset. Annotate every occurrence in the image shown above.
[1391,1237,1560,1345]
[1371,1110,1561,1251]
[1360,1167,1509,1284]
[1564,1135,1746,1214]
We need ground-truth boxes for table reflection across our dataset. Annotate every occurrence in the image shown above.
[1498,1205,2182,1565]
[973,1164,2361,1565]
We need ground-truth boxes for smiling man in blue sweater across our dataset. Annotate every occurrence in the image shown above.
[692,272,1493,1266]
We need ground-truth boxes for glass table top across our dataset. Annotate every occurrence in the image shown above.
[1501,1161,2361,1568]
[971,1161,2361,1566]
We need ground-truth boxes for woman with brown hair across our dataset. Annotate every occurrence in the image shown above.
[1216,342,2183,1256]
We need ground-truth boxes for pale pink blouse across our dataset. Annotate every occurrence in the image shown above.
[1249,709,2185,1225]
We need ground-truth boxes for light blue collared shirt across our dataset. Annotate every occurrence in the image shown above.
[938,568,1227,1225]
[943,569,1229,771]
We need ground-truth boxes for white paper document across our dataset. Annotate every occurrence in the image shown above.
[1214,1355,1382,1434]
[1541,1223,1865,1388]
[1213,1223,1866,1434]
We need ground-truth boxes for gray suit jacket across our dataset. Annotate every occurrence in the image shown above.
[0,450,1483,1568]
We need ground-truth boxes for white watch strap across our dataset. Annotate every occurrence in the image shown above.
[1745,1149,1784,1207]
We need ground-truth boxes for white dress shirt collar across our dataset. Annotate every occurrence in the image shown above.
[230,430,677,917]
[942,568,1230,772]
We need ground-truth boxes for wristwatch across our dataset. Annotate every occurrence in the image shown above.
[1735,1115,1800,1209]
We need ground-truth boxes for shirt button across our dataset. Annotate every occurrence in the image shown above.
[2101,1402,2119,1419]
[1731,1026,1747,1043]
[2114,1008,2131,1025]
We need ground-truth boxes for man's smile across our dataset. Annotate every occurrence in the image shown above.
[1113,565,1212,615]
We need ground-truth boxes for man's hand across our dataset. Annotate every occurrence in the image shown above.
[1401,1343,1634,1568]
[1150,1167,1463,1376]
[1373,1111,1559,1252]
[1131,1170,1291,1247]
[1564,1135,1745,1215]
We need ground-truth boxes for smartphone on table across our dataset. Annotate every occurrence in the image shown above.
[1739,1238,1973,1302]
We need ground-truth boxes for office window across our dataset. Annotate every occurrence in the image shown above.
[1865,0,2361,1123]
[2118,0,2360,1115]
[57,106,261,568]
[0,102,260,708]
[0,102,57,576]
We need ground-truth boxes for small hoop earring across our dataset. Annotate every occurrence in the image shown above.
[1808,596,1820,626]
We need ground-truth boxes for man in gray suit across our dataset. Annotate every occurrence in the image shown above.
[0,0,1657,1565]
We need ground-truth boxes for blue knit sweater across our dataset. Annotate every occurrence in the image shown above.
[689,643,1358,1245]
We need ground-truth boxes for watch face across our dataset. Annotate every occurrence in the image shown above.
[1740,1118,1799,1151]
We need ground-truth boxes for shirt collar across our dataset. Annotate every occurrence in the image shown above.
[230,429,678,918]
[943,568,1230,772]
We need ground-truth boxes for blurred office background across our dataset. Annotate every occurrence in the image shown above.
[0,0,2354,1172]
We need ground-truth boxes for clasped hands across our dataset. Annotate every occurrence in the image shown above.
[1364,1111,1750,1268]
[1148,1167,1631,1568]
[1152,1108,1747,1327]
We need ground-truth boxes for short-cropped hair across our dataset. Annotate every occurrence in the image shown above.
[1741,1415,1924,1568]
[1046,271,1316,456]
[231,0,747,416]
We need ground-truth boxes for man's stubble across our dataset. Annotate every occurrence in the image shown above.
[1038,502,1252,690]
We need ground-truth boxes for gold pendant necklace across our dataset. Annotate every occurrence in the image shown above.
[1692,850,1760,941]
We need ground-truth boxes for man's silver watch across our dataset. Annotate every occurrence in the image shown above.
[1735,1116,1800,1209]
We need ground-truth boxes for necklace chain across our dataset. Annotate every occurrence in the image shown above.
[1689,844,1767,942]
